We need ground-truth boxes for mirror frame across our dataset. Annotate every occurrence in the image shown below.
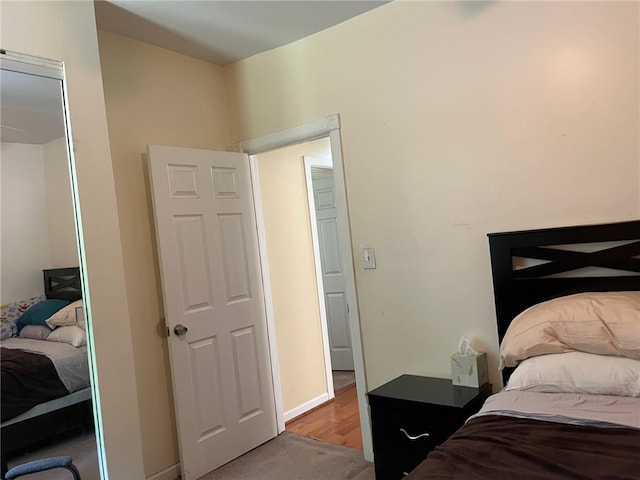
[0,50,106,479]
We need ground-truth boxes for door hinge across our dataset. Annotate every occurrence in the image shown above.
[167,326,170,337]
[347,304,350,313]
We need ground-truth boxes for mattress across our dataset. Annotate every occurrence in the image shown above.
[405,390,640,480]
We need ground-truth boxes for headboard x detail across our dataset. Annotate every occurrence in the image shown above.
[43,267,82,303]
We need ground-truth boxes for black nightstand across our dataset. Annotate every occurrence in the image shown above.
[367,375,492,480]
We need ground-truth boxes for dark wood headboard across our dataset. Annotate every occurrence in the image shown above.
[487,220,640,382]
[43,267,82,302]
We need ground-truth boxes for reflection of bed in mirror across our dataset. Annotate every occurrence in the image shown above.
[1,269,93,472]
[405,220,640,480]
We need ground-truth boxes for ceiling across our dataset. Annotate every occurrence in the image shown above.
[0,68,66,145]
[1,1,387,145]
[94,0,389,66]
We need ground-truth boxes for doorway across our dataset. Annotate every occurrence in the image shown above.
[253,139,359,447]
[236,114,374,462]
[304,157,356,386]
[253,138,356,411]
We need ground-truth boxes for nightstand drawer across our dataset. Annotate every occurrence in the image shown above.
[373,449,424,480]
[371,408,455,457]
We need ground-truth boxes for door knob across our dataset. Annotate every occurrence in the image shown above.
[173,324,188,336]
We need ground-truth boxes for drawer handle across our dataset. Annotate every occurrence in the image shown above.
[400,428,430,441]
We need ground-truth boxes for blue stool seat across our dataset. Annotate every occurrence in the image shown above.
[5,456,80,479]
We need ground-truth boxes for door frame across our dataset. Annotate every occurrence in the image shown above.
[303,156,336,400]
[234,114,373,462]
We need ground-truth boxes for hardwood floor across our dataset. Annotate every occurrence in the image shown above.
[285,384,362,450]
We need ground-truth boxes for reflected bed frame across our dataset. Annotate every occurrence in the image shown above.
[1,267,91,429]
[487,220,640,383]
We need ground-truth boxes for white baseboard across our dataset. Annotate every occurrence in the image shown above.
[284,393,330,422]
[147,463,181,480]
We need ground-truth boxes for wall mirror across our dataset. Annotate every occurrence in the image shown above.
[1,52,103,479]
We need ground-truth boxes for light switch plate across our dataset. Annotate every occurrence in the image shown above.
[363,247,376,269]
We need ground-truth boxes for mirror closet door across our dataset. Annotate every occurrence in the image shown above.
[1,54,101,479]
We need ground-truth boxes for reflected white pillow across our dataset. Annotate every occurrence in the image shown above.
[46,300,83,328]
[505,351,640,397]
[19,324,52,340]
[47,325,86,347]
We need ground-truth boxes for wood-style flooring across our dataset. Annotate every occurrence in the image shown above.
[286,384,362,450]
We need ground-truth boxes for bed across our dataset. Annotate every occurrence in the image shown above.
[406,219,640,480]
[1,267,92,473]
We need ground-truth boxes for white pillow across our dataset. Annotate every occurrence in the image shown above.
[19,324,52,340]
[505,351,640,397]
[47,325,86,347]
[46,300,83,328]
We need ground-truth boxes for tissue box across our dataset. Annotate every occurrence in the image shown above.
[451,352,489,387]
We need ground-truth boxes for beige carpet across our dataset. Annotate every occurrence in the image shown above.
[7,428,374,480]
[198,432,374,480]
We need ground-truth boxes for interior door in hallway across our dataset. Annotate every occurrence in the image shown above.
[148,145,277,480]
[312,169,354,371]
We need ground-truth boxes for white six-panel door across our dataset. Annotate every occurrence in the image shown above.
[312,172,354,371]
[147,145,277,480]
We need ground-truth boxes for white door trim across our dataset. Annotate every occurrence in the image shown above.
[247,157,286,433]
[303,156,335,402]
[234,114,374,462]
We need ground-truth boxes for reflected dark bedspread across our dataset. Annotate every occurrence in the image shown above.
[406,415,640,480]
[1,347,68,422]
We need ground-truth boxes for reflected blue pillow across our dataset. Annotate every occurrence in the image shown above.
[15,299,70,334]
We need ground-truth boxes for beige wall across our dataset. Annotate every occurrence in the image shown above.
[256,138,332,413]
[0,139,78,303]
[1,138,78,304]
[0,143,50,303]
[97,30,232,477]
[44,136,79,268]
[225,1,640,389]
[1,1,145,477]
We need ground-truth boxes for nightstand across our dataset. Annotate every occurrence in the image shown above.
[367,374,492,480]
